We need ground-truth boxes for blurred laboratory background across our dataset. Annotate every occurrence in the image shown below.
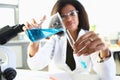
[0,0,120,76]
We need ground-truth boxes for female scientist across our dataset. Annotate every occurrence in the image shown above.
[23,0,116,80]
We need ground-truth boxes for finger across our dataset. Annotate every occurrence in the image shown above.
[76,39,100,56]
[95,42,108,51]
[24,21,33,29]
[88,33,98,42]
[41,15,46,21]
[39,15,46,26]
[49,76,58,80]
[73,38,89,54]
[76,47,88,56]
[31,18,37,24]
[86,40,104,54]
[76,40,90,56]
[73,39,87,51]
[74,31,98,52]
[84,48,96,56]
[89,37,105,50]
[31,18,40,28]
[75,37,99,56]
[74,31,94,47]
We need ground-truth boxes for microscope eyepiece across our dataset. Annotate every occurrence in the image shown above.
[0,24,25,45]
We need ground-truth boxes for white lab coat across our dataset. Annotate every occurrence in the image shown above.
[27,29,116,80]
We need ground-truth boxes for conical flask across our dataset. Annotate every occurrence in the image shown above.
[26,13,64,42]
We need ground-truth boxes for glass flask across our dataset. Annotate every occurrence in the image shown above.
[26,13,64,42]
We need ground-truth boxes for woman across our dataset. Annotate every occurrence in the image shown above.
[23,0,116,80]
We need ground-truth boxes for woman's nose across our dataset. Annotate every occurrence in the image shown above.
[65,15,72,21]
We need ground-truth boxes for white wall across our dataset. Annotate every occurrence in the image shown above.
[19,0,57,24]
[80,0,120,35]
[19,0,120,35]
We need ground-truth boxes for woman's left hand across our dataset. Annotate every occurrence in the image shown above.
[49,76,59,80]
[73,31,110,57]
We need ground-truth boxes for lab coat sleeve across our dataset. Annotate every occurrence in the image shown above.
[90,51,116,80]
[27,38,56,70]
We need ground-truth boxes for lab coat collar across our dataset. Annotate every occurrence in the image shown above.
[77,29,88,40]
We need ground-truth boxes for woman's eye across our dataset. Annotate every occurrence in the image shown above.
[70,12,75,16]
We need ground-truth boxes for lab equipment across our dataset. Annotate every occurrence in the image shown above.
[0,24,24,45]
[0,46,17,80]
[26,13,64,42]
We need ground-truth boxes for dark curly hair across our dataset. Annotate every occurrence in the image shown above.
[51,0,90,34]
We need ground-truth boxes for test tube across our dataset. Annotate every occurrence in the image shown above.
[65,29,75,47]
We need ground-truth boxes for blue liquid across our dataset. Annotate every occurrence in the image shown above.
[80,61,87,69]
[26,28,63,42]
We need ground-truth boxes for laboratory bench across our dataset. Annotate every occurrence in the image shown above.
[14,69,120,80]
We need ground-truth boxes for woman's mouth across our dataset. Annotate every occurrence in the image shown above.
[66,22,74,29]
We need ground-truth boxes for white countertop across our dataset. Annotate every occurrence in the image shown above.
[14,69,120,80]
[15,69,98,80]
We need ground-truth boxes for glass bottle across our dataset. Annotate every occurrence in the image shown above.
[118,32,120,46]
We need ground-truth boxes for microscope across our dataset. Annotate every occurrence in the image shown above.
[0,46,17,80]
[0,24,24,80]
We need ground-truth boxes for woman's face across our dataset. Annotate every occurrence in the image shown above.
[60,4,79,32]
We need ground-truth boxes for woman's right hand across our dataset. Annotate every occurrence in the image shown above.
[22,16,46,57]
